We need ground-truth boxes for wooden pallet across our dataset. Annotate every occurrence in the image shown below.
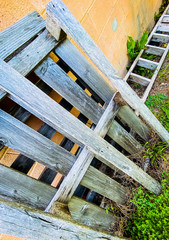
[125,4,169,102]
[0,0,169,237]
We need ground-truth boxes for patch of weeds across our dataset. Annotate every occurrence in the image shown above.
[125,171,169,240]
[143,141,169,165]
[154,0,169,23]
[133,66,154,78]
[141,52,160,62]
[127,31,148,62]
[145,94,169,131]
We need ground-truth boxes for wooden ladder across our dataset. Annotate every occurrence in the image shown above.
[125,4,169,102]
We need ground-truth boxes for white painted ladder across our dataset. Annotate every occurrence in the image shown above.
[124,4,169,102]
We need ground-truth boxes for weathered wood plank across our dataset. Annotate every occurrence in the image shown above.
[157,23,169,32]
[46,0,169,144]
[108,120,142,154]
[145,45,165,56]
[68,196,117,230]
[162,15,169,23]
[0,109,75,175]
[45,100,127,211]
[0,199,123,240]
[35,57,104,123]
[0,60,161,193]
[129,73,151,86]
[0,11,45,60]
[116,105,150,140]
[137,58,158,70]
[151,33,169,43]
[8,29,59,77]
[0,89,6,101]
[54,38,115,103]
[81,166,127,204]
[0,59,161,194]
[0,164,56,209]
[46,13,66,40]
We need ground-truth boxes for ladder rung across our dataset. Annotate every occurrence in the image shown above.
[156,23,169,32]
[137,58,158,70]
[130,73,151,86]
[150,33,169,43]
[145,44,165,56]
[162,15,169,23]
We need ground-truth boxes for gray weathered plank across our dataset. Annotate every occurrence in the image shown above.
[35,57,142,154]
[54,38,115,103]
[81,166,127,204]
[0,164,56,209]
[108,120,142,154]
[0,199,123,240]
[0,11,45,60]
[35,57,104,123]
[0,109,75,175]
[68,196,117,230]
[157,22,169,32]
[0,89,6,101]
[45,100,127,211]
[151,33,169,43]
[137,58,158,70]
[46,0,169,144]
[8,29,59,77]
[162,15,169,23]
[0,59,161,194]
[145,45,165,56]
[116,105,150,140]
[0,110,127,205]
[129,73,151,86]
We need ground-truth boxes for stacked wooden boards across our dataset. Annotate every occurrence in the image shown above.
[0,1,168,235]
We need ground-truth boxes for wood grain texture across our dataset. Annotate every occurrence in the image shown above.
[137,58,158,70]
[68,196,117,230]
[54,38,115,103]
[0,89,6,101]
[46,0,169,143]
[35,57,104,123]
[116,105,150,140]
[151,33,169,43]
[8,29,59,77]
[0,60,161,194]
[157,23,169,32]
[0,109,75,175]
[0,11,45,60]
[0,199,123,240]
[45,100,127,211]
[145,45,165,56]
[0,164,56,209]
[129,73,151,86]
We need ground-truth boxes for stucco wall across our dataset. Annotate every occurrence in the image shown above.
[0,0,162,76]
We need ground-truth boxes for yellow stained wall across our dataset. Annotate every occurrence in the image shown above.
[0,0,162,239]
[0,0,162,76]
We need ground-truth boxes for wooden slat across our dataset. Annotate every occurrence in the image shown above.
[0,59,161,194]
[162,15,169,22]
[54,38,115,103]
[45,100,127,211]
[108,120,142,153]
[0,109,127,204]
[8,29,59,77]
[0,199,123,240]
[0,11,45,60]
[68,196,117,230]
[0,109,75,175]
[157,23,169,32]
[0,164,56,209]
[35,57,104,123]
[145,45,165,56]
[130,73,151,86]
[137,58,158,70]
[151,33,169,43]
[46,0,169,145]
[116,105,150,140]
[81,166,127,204]
[0,89,6,101]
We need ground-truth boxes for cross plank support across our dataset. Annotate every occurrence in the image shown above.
[45,99,128,212]
[46,0,169,143]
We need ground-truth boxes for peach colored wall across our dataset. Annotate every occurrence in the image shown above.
[0,0,162,76]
